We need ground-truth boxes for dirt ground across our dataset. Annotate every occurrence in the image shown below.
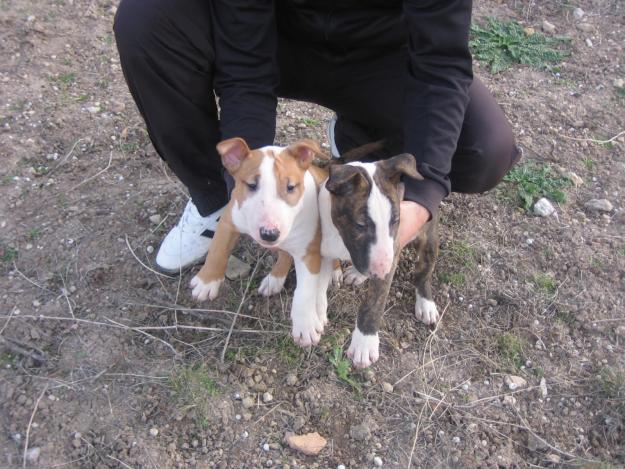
[1,1,624,468]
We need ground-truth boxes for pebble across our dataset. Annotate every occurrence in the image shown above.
[263,443,270,451]
[540,377,548,398]
[146,245,154,254]
[32,299,41,307]
[505,375,527,390]
[533,197,556,217]
[523,27,535,36]
[373,456,383,467]
[72,438,81,448]
[452,436,461,444]
[487,298,498,307]
[25,447,40,463]
[614,78,625,89]
[285,432,327,456]
[87,106,101,114]
[337,465,346,469]
[262,392,273,403]
[576,23,593,32]
[565,171,583,187]
[585,38,593,48]
[541,20,556,34]
[349,423,371,441]
[148,214,162,224]
[149,427,159,437]
[547,454,561,464]
[382,382,393,393]
[286,126,296,133]
[503,395,517,406]
[584,199,613,212]
[286,373,298,386]
[225,255,251,280]
[242,396,255,409]
[573,8,585,20]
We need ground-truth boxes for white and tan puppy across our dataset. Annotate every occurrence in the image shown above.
[190,138,335,347]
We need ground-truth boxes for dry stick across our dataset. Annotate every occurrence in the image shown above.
[407,402,427,469]
[558,129,625,145]
[0,307,16,336]
[124,235,175,279]
[22,383,49,469]
[106,455,134,469]
[12,262,55,295]
[51,138,84,172]
[252,402,283,425]
[220,253,265,363]
[71,151,113,190]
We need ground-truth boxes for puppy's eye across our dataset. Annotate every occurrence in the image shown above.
[246,181,258,191]
[355,221,366,229]
[286,183,297,193]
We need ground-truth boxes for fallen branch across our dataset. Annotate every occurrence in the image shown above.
[558,129,625,145]
[23,383,49,469]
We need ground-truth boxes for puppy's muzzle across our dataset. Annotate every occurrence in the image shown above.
[259,227,280,243]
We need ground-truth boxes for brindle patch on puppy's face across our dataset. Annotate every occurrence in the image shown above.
[326,154,422,278]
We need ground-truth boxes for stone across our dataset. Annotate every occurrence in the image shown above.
[565,171,583,187]
[573,8,585,20]
[262,392,273,403]
[285,373,298,386]
[149,427,159,437]
[523,27,535,36]
[584,199,613,213]
[284,432,327,456]
[533,198,556,217]
[585,38,593,48]
[382,382,393,393]
[541,20,556,34]
[576,23,593,32]
[505,375,527,390]
[242,396,255,409]
[503,395,517,406]
[614,78,625,89]
[225,256,251,280]
[527,433,548,451]
[72,438,81,448]
[373,456,383,467]
[25,447,40,463]
[546,454,561,464]
[148,214,162,225]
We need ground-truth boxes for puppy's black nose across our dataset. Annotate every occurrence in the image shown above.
[259,227,280,242]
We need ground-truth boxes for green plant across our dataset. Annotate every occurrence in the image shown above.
[498,332,525,371]
[329,346,362,395]
[276,335,302,365]
[438,271,465,286]
[504,162,570,211]
[583,157,595,170]
[27,228,41,241]
[532,273,556,294]
[1,245,18,265]
[470,18,569,73]
[301,118,319,126]
[170,364,219,428]
[600,367,625,399]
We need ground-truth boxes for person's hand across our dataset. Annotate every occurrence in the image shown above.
[398,201,430,249]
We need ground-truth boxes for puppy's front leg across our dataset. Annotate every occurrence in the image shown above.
[258,250,293,297]
[315,257,334,328]
[291,255,324,347]
[347,259,397,368]
[190,206,240,301]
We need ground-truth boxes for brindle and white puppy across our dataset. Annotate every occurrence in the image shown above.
[319,154,440,368]
[190,138,335,347]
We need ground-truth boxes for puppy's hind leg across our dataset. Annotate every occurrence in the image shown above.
[259,250,292,297]
[413,217,440,325]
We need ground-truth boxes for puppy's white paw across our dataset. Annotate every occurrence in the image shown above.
[331,267,343,288]
[343,265,368,286]
[415,295,439,325]
[190,276,224,301]
[258,274,286,297]
[346,329,379,369]
[291,313,324,348]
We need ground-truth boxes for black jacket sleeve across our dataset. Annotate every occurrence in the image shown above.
[210,0,278,149]
[401,0,473,217]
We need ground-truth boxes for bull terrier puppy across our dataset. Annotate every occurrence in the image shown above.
[190,138,335,347]
[319,154,440,368]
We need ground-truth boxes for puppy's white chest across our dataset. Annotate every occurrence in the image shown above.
[319,183,350,261]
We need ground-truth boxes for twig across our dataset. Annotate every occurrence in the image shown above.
[12,262,55,295]
[558,130,625,145]
[71,151,113,190]
[252,402,283,425]
[0,336,46,364]
[0,307,16,336]
[407,403,426,469]
[220,254,265,363]
[23,383,49,469]
[106,455,134,469]
[124,235,175,279]
[51,138,84,173]
[104,317,178,356]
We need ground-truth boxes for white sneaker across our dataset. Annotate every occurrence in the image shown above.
[155,200,225,273]
[326,114,341,159]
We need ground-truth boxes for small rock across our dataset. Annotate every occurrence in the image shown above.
[503,395,517,406]
[487,298,498,307]
[576,23,593,32]
[285,373,298,386]
[349,423,371,441]
[148,214,162,224]
[149,427,159,437]
[87,106,101,114]
[614,78,625,89]
[262,392,273,403]
[616,326,625,338]
[225,255,251,280]
[72,438,81,448]
[527,433,548,451]
[382,382,393,393]
[262,443,270,451]
[110,100,126,113]
[540,377,548,398]
[573,8,585,20]
[452,436,461,444]
[286,126,296,133]
[584,199,613,213]
[285,432,327,456]
[373,456,383,467]
[293,415,306,432]
[146,245,154,254]
[533,198,556,217]
[523,27,535,36]
[505,375,527,390]
[25,447,40,463]
[585,38,593,48]
[565,171,583,187]
[242,396,255,409]
[30,328,40,340]
[546,453,561,464]
[541,20,556,34]
[337,465,346,469]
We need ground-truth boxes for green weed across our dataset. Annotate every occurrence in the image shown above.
[170,364,219,428]
[532,273,556,294]
[329,345,362,395]
[301,118,319,126]
[504,162,570,211]
[470,18,569,74]
[599,367,625,399]
[583,157,595,171]
[498,332,525,371]
[1,245,18,265]
[438,271,465,286]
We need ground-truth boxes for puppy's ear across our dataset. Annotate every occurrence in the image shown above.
[326,165,367,196]
[287,139,323,170]
[378,153,423,183]
[217,138,250,174]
